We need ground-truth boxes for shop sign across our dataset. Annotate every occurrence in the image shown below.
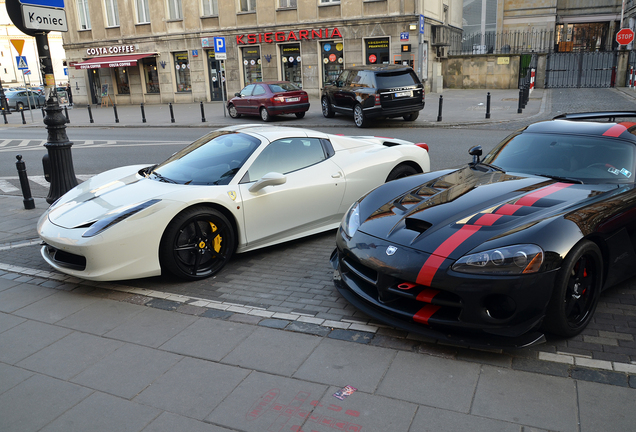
[86,45,135,56]
[237,28,342,45]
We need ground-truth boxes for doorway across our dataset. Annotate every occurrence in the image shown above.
[207,50,226,101]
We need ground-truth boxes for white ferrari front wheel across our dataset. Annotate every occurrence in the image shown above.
[160,207,235,280]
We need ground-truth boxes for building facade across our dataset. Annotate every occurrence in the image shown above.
[61,0,463,106]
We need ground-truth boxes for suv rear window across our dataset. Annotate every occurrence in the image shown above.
[375,70,419,88]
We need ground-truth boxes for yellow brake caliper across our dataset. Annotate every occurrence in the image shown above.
[209,222,222,253]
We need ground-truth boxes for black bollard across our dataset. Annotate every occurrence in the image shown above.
[2,108,7,124]
[64,106,70,123]
[113,104,119,123]
[41,107,45,118]
[87,104,94,123]
[141,103,146,123]
[524,84,530,108]
[169,102,175,123]
[517,87,524,114]
[200,101,206,122]
[485,92,491,119]
[16,155,35,210]
[436,95,443,122]
[20,107,26,124]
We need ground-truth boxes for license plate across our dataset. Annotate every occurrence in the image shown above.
[395,91,412,98]
[286,97,300,102]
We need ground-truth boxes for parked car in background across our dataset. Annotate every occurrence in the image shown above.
[332,112,636,348]
[321,65,425,127]
[5,89,46,111]
[228,81,310,122]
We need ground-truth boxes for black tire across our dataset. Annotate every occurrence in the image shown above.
[321,96,335,118]
[228,104,240,118]
[403,111,419,121]
[353,104,368,128]
[260,107,272,122]
[295,111,306,119]
[542,240,603,337]
[159,207,235,280]
[386,164,419,182]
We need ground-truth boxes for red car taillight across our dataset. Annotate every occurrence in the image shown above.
[273,96,285,103]
[416,143,429,151]
[375,94,381,106]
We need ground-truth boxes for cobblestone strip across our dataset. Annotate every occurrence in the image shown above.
[1,262,634,389]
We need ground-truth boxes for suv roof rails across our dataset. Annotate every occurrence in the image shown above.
[553,111,636,121]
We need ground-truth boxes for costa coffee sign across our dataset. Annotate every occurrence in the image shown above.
[86,45,136,56]
[236,28,342,45]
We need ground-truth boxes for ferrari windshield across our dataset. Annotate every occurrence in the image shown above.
[147,131,261,185]
[483,132,636,184]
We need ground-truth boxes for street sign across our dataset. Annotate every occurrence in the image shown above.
[16,56,28,70]
[214,36,227,60]
[24,69,31,75]
[22,4,68,31]
[419,15,425,35]
[20,0,65,7]
[10,39,25,56]
[617,28,635,45]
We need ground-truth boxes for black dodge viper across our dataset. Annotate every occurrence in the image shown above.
[331,112,636,349]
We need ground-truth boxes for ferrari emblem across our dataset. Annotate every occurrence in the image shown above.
[228,191,237,201]
[386,246,398,256]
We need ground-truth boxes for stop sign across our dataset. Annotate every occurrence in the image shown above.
[617,28,635,45]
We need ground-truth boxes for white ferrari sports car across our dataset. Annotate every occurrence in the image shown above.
[38,124,430,281]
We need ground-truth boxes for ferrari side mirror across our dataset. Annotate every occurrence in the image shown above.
[469,146,482,164]
[249,172,286,193]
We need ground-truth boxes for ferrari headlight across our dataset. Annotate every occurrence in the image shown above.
[452,244,543,275]
[82,199,161,238]
[341,202,361,238]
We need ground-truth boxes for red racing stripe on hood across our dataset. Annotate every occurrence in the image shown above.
[515,182,572,206]
[416,224,481,286]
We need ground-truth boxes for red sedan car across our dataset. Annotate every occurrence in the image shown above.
[227,81,310,122]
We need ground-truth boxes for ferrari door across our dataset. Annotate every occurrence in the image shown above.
[238,137,345,248]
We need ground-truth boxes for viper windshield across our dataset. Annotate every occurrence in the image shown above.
[483,132,636,184]
[148,131,261,185]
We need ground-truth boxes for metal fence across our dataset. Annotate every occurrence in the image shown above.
[449,30,556,56]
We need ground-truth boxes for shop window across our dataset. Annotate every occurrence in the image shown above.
[173,52,191,92]
[104,0,119,27]
[114,67,130,94]
[321,41,344,85]
[241,47,262,84]
[143,58,160,93]
[281,44,302,87]
[240,0,256,12]
[279,0,296,7]
[76,0,91,30]
[365,38,390,65]
[136,0,150,23]
[168,0,183,20]
[202,0,218,15]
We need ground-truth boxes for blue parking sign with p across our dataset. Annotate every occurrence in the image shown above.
[213,37,226,60]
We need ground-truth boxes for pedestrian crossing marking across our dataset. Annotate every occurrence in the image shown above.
[0,180,19,193]
[29,176,50,187]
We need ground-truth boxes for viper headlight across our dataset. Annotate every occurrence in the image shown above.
[341,202,361,238]
[82,199,161,238]
[452,244,543,275]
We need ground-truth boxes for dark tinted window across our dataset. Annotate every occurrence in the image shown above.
[375,70,420,88]
[352,71,375,88]
[484,132,636,184]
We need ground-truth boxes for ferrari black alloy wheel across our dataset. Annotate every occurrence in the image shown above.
[160,207,235,280]
[542,240,602,337]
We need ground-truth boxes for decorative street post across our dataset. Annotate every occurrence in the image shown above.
[6,0,77,204]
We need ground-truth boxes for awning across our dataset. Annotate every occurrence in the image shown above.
[74,53,156,69]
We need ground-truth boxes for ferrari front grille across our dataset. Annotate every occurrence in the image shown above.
[44,245,87,271]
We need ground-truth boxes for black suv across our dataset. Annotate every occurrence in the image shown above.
[321,65,425,127]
